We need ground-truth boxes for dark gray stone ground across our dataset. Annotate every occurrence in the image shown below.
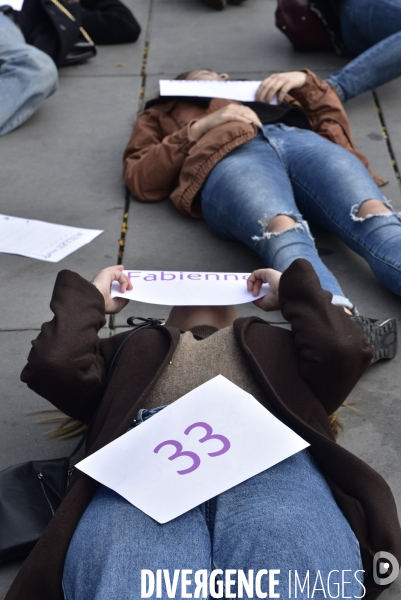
[1,0,400,597]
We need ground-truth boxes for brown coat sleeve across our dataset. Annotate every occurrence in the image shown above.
[287,69,387,187]
[20,271,124,424]
[278,259,374,415]
[123,109,198,201]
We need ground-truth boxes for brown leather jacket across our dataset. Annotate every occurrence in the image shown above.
[123,69,386,219]
[5,260,401,600]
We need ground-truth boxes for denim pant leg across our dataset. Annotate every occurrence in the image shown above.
[270,126,401,297]
[201,130,353,309]
[0,14,58,135]
[63,407,212,600]
[211,450,364,599]
[63,487,212,600]
[326,0,401,102]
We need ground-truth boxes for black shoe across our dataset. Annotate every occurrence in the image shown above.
[227,0,247,4]
[351,316,398,364]
[202,0,226,9]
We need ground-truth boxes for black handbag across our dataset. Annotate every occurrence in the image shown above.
[0,317,164,564]
[15,0,97,67]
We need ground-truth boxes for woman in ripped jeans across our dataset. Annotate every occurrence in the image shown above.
[123,68,401,340]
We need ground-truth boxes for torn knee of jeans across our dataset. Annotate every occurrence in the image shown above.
[251,213,313,241]
[350,198,398,222]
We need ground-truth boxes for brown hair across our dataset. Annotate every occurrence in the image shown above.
[174,69,214,81]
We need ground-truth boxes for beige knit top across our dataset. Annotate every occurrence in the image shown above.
[143,325,267,409]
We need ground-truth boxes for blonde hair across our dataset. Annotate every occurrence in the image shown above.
[32,405,356,441]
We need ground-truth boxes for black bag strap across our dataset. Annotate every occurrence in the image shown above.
[67,316,165,461]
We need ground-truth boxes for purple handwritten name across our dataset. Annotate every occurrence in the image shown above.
[127,271,249,282]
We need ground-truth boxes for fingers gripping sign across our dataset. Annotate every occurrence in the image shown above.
[247,268,281,312]
[91,265,133,314]
[256,71,308,104]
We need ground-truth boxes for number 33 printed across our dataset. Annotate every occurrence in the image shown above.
[153,422,231,475]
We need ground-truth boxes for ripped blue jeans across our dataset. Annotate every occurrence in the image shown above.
[201,125,401,306]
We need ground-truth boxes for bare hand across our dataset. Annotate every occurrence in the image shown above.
[190,103,262,140]
[91,265,133,314]
[247,268,282,311]
[256,71,307,104]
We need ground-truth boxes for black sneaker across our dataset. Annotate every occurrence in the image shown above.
[202,0,226,9]
[351,316,398,364]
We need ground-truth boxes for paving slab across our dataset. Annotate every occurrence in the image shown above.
[146,0,347,76]
[345,91,401,207]
[114,196,266,325]
[0,75,141,330]
[60,0,150,78]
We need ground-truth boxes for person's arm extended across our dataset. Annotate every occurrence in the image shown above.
[249,259,373,415]
[80,0,141,44]
[20,267,132,424]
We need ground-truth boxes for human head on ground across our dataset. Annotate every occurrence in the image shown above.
[175,69,230,81]
[173,68,310,105]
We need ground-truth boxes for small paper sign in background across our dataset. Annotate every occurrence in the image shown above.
[111,270,269,306]
[76,376,309,523]
[159,80,277,104]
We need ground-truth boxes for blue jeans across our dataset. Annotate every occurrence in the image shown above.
[326,0,401,102]
[63,409,363,600]
[201,125,401,305]
[0,13,58,135]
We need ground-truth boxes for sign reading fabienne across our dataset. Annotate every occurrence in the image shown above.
[110,270,269,306]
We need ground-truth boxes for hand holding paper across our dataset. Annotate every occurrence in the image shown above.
[247,268,281,311]
[255,71,308,104]
[109,270,270,307]
[159,79,278,104]
[91,265,133,314]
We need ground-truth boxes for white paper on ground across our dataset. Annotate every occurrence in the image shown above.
[0,214,103,262]
[5,0,24,10]
[159,80,277,104]
[76,375,310,523]
[110,270,269,306]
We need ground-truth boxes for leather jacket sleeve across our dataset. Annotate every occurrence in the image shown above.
[123,110,198,202]
[20,271,124,424]
[278,259,373,416]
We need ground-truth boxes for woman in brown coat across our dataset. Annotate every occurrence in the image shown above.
[123,68,401,315]
[5,259,401,599]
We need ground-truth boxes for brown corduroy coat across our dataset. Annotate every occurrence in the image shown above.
[5,259,401,600]
[123,70,386,219]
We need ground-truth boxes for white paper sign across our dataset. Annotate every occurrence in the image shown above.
[76,376,309,523]
[110,270,269,306]
[159,80,277,104]
[0,214,103,262]
[6,0,24,10]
